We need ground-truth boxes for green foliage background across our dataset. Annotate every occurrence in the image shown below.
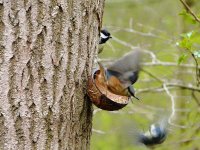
[91,0,200,150]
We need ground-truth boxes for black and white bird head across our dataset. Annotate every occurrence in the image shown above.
[99,29,112,44]
[98,29,112,54]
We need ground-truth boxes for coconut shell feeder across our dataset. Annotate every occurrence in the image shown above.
[87,68,130,111]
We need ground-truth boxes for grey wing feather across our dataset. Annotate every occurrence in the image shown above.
[107,48,141,86]
[108,48,141,73]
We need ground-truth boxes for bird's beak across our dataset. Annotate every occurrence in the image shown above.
[109,36,112,38]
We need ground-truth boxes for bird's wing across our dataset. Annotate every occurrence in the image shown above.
[107,48,141,85]
[108,48,141,73]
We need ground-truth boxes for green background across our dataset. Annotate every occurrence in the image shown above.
[91,0,200,150]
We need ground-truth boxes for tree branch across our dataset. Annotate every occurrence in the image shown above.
[100,59,200,69]
[142,62,200,69]
[141,69,200,92]
[166,83,200,92]
[141,68,163,83]
[179,0,200,23]
[192,91,200,106]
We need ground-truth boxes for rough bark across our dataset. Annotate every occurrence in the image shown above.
[0,0,105,149]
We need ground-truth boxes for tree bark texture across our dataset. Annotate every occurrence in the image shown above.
[0,0,105,149]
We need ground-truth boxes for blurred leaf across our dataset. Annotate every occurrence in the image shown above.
[190,33,200,44]
[179,10,197,24]
[181,31,195,39]
[178,54,188,64]
[177,38,192,50]
[177,31,197,50]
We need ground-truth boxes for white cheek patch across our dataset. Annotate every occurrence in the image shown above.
[150,124,158,137]
[100,33,108,39]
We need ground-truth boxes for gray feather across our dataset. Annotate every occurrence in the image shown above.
[108,49,141,73]
[107,49,141,86]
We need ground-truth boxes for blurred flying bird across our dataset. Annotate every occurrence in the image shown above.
[98,29,112,54]
[138,119,168,146]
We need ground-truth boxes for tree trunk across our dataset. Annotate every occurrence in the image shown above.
[0,0,105,149]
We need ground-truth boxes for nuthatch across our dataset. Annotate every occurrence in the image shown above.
[138,120,168,146]
[97,49,141,100]
[98,29,112,54]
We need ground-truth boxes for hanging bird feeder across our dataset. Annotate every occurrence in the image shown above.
[87,69,130,111]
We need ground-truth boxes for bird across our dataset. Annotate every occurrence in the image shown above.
[98,29,112,54]
[96,49,141,100]
[138,120,168,146]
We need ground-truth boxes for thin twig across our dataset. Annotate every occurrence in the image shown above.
[142,62,200,69]
[179,0,200,23]
[163,84,188,129]
[100,58,200,69]
[141,69,164,83]
[137,83,200,94]
[191,53,200,86]
[166,83,200,92]
[92,129,106,134]
[111,36,138,49]
[137,86,168,94]
[163,84,175,122]
[141,69,200,92]
[106,26,171,41]
[192,91,200,106]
